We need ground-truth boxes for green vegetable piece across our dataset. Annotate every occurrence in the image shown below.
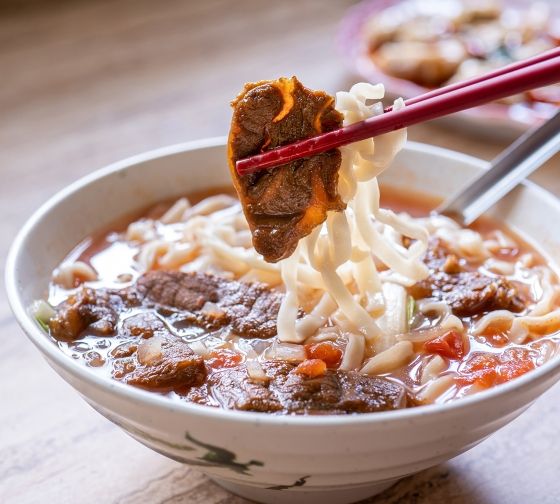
[406,295,416,327]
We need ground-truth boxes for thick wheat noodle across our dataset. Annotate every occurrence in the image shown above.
[182,194,238,220]
[440,314,465,331]
[528,269,556,316]
[339,333,366,371]
[306,331,340,343]
[277,246,304,342]
[52,261,98,288]
[396,325,451,343]
[369,180,429,250]
[326,212,353,266]
[204,233,329,289]
[418,375,456,403]
[418,299,452,319]
[354,186,428,281]
[510,309,560,344]
[360,340,414,375]
[159,243,198,269]
[475,308,560,345]
[295,293,337,340]
[421,355,447,385]
[160,197,191,224]
[321,263,382,341]
[472,267,560,343]
[273,84,433,353]
[303,226,382,341]
[483,258,516,275]
[126,219,156,242]
[473,310,516,335]
[239,268,282,286]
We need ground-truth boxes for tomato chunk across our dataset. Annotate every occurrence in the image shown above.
[456,348,537,389]
[305,341,342,368]
[294,359,327,378]
[206,348,243,369]
[497,348,535,383]
[455,353,499,388]
[484,332,509,347]
[424,330,465,360]
[478,320,511,347]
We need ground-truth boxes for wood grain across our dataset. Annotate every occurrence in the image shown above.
[1,1,559,503]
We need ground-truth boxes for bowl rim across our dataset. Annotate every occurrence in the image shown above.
[6,137,560,427]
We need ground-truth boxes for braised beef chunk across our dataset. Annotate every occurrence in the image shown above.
[410,271,526,317]
[49,288,140,341]
[199,361,407,414]
[202,365,283,412]
[49,275,408,411]
[421,238,465,274]
[50,291,207,391]
[276,364,407,413]
[228,77,345,263]
[137,271,283,338]
[112,335,206,391]
[50,271,283,341]
[122,312,167,339]
[409,239,526,317]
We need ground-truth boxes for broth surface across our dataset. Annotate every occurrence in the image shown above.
[42,186,560,412]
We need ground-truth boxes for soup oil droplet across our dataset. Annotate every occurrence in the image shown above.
[73,342,91,353]
[85,351,105,368]
[95,339,111,349]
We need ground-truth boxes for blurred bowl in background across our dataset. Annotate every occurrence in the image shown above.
[338,0,560,140]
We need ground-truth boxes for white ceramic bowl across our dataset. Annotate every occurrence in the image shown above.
[6,139,560,504]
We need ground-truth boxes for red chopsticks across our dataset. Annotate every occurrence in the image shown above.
[236,49,560,176]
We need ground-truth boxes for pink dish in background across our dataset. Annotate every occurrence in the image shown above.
[337,0,560,138]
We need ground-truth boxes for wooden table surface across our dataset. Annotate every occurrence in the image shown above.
[1,1,559,503]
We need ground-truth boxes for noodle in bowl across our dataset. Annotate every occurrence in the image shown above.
[7,136,560,504]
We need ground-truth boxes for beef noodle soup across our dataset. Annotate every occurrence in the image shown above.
[32,78,560,415]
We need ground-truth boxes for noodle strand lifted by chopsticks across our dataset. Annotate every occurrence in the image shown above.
[276,83,429,349]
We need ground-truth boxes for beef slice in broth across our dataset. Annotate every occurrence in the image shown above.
[408,239,526,317]
[48,271,285,391]
[49,275,407,411]
[110,315,207,391]
[49,271,284,341]
[191,361,408,414]
[137,271,283,338]
[48,287,141,341]
[228,76,345,263]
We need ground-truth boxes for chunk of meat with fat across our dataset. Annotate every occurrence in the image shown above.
[48,288,140,341]
[122,312,167,339]
[228,76,345,262]
[191,361,408,414]
[111,333,206,391]
[137,271,283,338]
[410,271,525,317]
[51,304,207,391]
[49,274,408,409]
[49,271,283,340]
[409,239,525,317]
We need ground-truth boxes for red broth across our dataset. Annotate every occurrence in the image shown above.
[44,186,560,410]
